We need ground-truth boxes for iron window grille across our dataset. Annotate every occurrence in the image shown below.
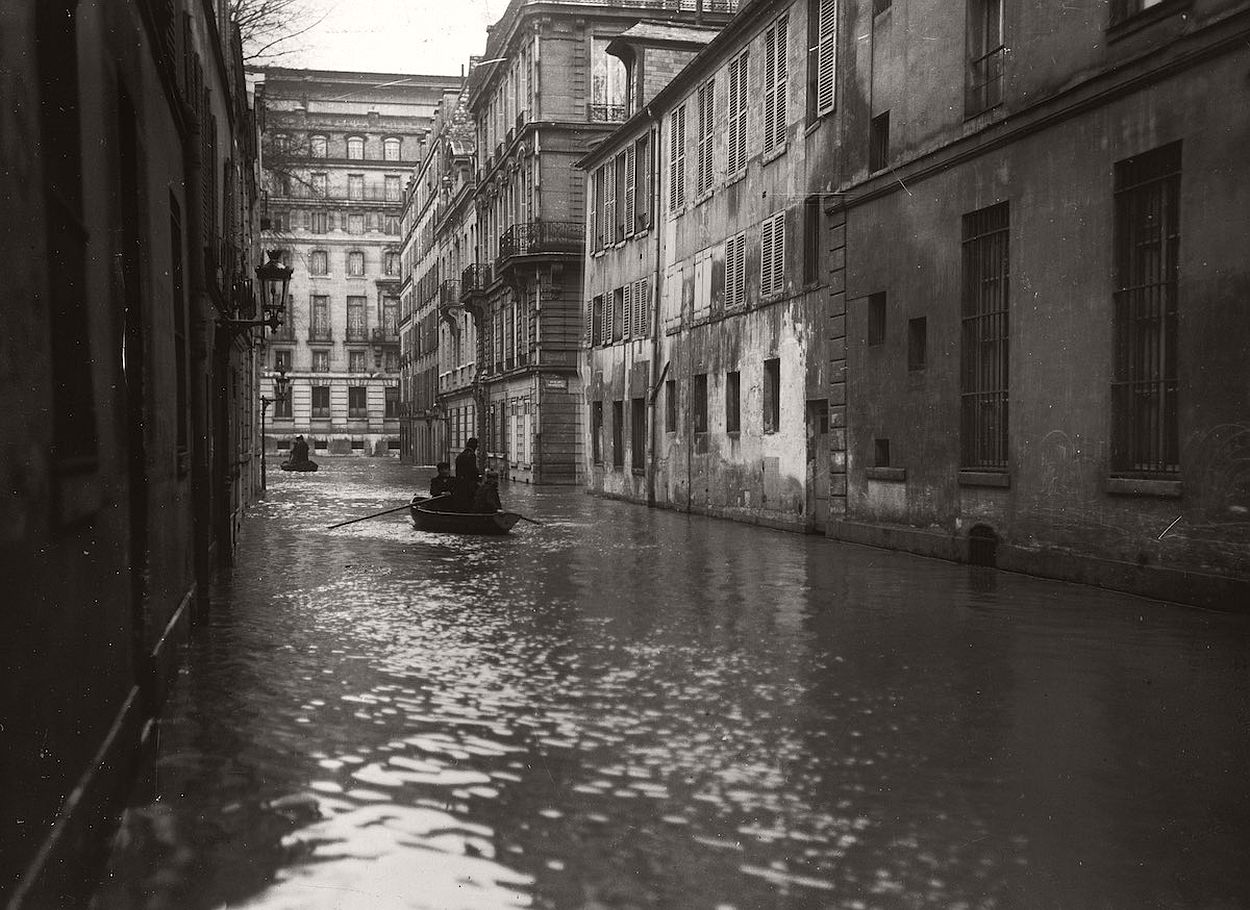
[960,201,1010,470]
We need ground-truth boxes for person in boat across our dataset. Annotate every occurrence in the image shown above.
[429,461,455,498]
[472,471,503,513]
[452,438,481,510]
[290,434,310,465]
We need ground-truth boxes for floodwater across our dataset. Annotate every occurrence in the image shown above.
[94,459,1250,910]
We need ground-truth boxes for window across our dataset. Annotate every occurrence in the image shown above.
[727,52,748,175]
[311,211,329,234]
[274,349,292,372]
[874,437,891,467]
[665,380,677,433]
[312,350,329,372]
[384,251,400,276]
[592,401,604,463]
[868,292,886,345]
[693,374,709,433]
[908,317,927,371]
[348,213,364,235]
[348,251,365,277]
[961,201,1010,470]
[384,215,400,235]
[761,212,786,297]
[725,231,747,309]
[631,397,647,471]
[669,105,686,211]
[696,78,715,196]
[310,250,328,275]
[808,0,838,122]
[275,394,292,419]
[804,195,822,285]
[383,298,399,335]
[725,371,741,433]
[604,156,617,248]
[384,137,401,161]
[591,294,604,346]
[269,209,289,232]
[763,358,781,433]
[385,351,398,372]
[385,386,399,417]
[347,136,365,160]
[870,111,890,172]
[311,296,331,340]
[310,135,328,158]
[312,386,331,417]
[349,351,366,373]
[348,174,364,200]
[1113,142,1180,475]
[348,386,368,418]
[612,287,624,342]
[347,297,367,341]
[614,150,628,241]
[967,0,1005,116]
[632,277,651,338]
[592,164,606,247]
[1111,0,1169,26]
[634,134,651,230]
[763,14,789,154]
[385,175,401,201]
[311,172,328,196]
[624,143,637,237]
[612,401,625,467]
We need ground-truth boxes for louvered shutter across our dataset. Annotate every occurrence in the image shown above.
[728,53,748,174]
[623,283,633,341]
[774,214,786,296]
[624,145,636,236]
[584,294,592,347]
[328,212,335,231]
[774,17,788,148]
[636,278,650,337]
[761,219,774,296]
[817,0,838,115]
[591,167,600,249]
[606,288,615,343]
[605,158,616,249]
[764,28,777,151]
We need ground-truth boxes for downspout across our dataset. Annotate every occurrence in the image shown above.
[645,113,663,507]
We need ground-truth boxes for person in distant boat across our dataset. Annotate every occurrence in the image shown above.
[429,461,455,497]
[453,438,482,510]
[290,434,310,465]
[473,471,503,513]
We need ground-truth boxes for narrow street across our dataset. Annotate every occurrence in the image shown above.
[92,459,1250,910]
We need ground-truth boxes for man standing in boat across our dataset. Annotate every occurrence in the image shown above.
[453,438,481,510]
[290,435,310,466]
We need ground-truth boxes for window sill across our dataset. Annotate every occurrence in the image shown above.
[762,144,787,166]
[958,470,1010,488]
[692,188,714,209]
[726,430,741,439]
[866,466,906,482]
[631,468,646,477]
[724,169,748,189]
[1106,476,1183,498]
[1107,0,1192,41]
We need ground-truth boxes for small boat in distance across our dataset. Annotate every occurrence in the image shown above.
[280,460,319,472]
[411,495,522,535]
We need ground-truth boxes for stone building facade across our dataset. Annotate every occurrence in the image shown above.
[580,0,839,532]
[833,0,1250,607]
[463,0,740,485]
[0,0,262,903]
[256,68,459,458]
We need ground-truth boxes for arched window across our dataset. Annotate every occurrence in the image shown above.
[384,137,402,161]
[310,250,329,275]
[347,136,365,160]
[310,134,328,158]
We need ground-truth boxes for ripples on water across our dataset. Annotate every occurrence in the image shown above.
[93,460,1250,910]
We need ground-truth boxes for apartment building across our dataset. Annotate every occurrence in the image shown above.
[256,68,459,457]
[833,0,1250,606]
[464,0,741,485]
[580,0,839,531]
[1,1,263,903]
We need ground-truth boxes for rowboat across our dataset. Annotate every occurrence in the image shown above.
[411,495,522,535]
[280,460,319,472]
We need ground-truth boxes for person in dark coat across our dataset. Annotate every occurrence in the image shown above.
[452,438,481,510]
[473,471,503,513]
[429,461,455,497]
[290,435,310,465]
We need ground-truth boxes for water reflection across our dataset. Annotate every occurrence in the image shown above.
[94,460,1250,910]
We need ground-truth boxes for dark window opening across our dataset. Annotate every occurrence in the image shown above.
[967,0,1005,116]
[348,386,368,418]
[612,401,625,468]
[631,397,647,471]
[868,292,887,346]
[874,0,892,13]
[869,111,890,172]
[665,380,677,433]
[874,438,891,467]
[592,401,604,463]
[803,195,822,285]
[961,201,1010,470]
[908,317,927,371]
[968,524,999,567]
[763,359,781,434]
[725,371,741,433]
[693,374,709,434]
[312,386,331,418]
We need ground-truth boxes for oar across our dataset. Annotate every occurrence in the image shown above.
[512,513,542,526]
[326,503,414,530]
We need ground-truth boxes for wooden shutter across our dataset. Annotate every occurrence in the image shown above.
[697,80,713,196]
[605,158,616,248]
[761,218,774,296]
[669,107,686,210]
[728,53,748,173]
[635,136,650,230]
[591,167,600,249]
[584,293,593,347]
[605,287,615,342]
[816,0,838,115]
[624,144,636,236]
[764,16,788,151]
[635,277,651,337]
[623,282,633,341]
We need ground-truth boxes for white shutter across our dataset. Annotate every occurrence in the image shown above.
[728,53,748,174]
[605,158,616,248]
[584,293,592,347]
[816,0,838,115]
[590,167,599,250]
[761,220,774,298]
[763,26,777,151]
[773,213,786,296]
[624,144,636,235]
[623,282,633,341]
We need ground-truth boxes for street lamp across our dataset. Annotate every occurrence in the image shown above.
[260,366,290,493]
[218,251,293,335]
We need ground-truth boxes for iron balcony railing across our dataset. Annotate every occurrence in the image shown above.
[589,103,628,123]
[498,221,582,266]
[270,185,404,203]
[371,327,399,344]
[461,263,493,296]
[439,280,462,308]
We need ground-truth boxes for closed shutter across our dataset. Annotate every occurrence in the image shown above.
[605,287,615,342]
[761,218,775,297]
[303,210,311,231]
[764,16,788,152]
[761,213,786,296]
[635,136,650,230]
[635,277,651,337]
[624,144,636,235]
[623,282,633,341]
[697,80,714,196]
[605,158,616,249]
[816,0,838,115]
[669,107,686,211]
[590,167,600,249]
[728,52,748,174]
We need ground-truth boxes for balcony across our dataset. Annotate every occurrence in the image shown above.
[497,221,581,272]
[371,327,399,345]
[308,330,333,343]
[439,280,462,308]
[461,263,493,299]
[588,104,628,123]
[270,185,404,204]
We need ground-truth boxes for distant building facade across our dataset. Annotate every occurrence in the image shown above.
[832,0,1250,607]
[1,0,262,904]
[463,0,741,485]
[580,0,838,532]
[256,68,459,457]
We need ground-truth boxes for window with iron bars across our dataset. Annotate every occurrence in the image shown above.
[1112,142,1180,476]
[967,0,1005,117]
[960,201,1010,470]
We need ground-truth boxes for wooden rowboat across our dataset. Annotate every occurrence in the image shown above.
[280,460,319,472]
[411,495,522,535]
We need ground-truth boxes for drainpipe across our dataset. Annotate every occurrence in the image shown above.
[645,113,664,507]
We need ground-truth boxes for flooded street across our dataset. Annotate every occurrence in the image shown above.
[94,459,1250,910]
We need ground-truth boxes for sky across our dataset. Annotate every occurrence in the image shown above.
[278,0,501,76]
